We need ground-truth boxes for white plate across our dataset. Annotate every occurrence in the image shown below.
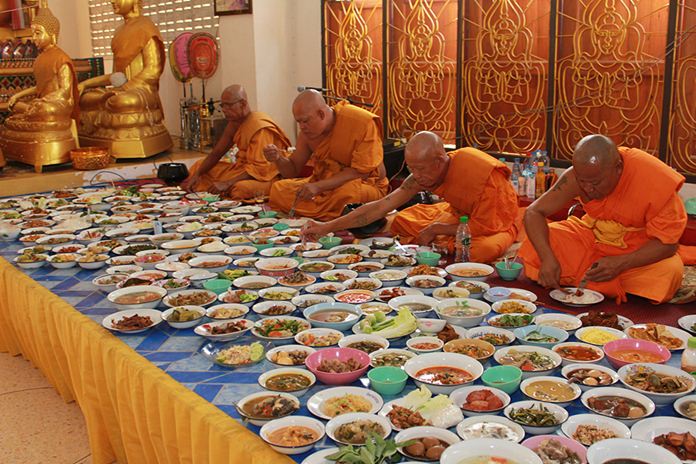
[325,412,391,445]
[306,387,383,420]
[378,397,463,431]
[102,309,162,334]
[624,323,691,351]
[561,413,631,445]
[631,416,696,445]
[300,448,340,464]
[550,288,604,306]
[484,288,537,303]
[679,315,696,335]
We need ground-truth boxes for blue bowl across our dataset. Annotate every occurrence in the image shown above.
[302,302,362,331]
[513,325,569,348]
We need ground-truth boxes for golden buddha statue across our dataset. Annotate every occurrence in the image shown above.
[0,0,78,173]
[78,0,172,158]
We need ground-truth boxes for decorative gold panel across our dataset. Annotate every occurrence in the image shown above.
[667,1,696,176]
[461,0,550,153]
[553,0,669,161]
[387,0,457,144]
[324,0,383,118]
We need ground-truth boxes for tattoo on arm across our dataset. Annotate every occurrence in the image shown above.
[355,213,371,227]
[551,175,568,192]
[401,175,418,191]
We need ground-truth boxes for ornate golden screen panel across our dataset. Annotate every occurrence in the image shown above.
[460,0,550,154]
[386,0,458,144]
[324,0,384,119]
[552,0,670,161]
[667,1,696,176]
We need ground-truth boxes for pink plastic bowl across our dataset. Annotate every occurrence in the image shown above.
[603,338,671,369]
[305,347,370,385]
[522,435,587,463]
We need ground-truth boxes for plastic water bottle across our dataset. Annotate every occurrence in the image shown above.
[455,216,471,263]
[511,158,522,195]
[526,160,537,199]
[682,337,696,376]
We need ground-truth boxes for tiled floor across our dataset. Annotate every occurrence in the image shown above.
[0,353,92,464]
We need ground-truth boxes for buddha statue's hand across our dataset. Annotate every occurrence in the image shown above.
[7,95,17,110]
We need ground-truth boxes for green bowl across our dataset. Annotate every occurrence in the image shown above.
[416,251,441,266]
[203,278,233,295]
[481,365,522,394]
[367,366,408,395]
[319,236,341,249]
[258,210,278,219]
[495,261,523,281]
[272,223,290,231]
[686,197,696,216]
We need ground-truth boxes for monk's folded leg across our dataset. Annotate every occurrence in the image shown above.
[519,220,598,285]
[228,179,273,200]
[617,254,684,303]
[268,178,305,213]
[188,160,239,192]
[678,245,696,266]
[470,231,517,264]
[390,202,458,243]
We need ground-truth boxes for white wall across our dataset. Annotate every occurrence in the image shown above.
[54,0,322,142]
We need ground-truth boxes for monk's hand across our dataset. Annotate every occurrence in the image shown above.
[301,220,327,242]
[210,181,231,195]
[538,257,562,289]
[584,257,626,282]
[263,144,282,162]
[416,224,441,246]
[180,174,199,192]
[297,183,322,201]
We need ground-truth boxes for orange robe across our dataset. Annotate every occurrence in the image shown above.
[519,147,687,304]
[391,148,521,263]
[188,112,290,200]
[268,102,388,221]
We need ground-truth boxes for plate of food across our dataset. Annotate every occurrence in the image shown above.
[307,386,383,420]
[484,288,537,303]
[102,309,162,334]
[378,385,463,431]
[202,340,270,368]
[624,323,690,351]
[550,288,604,306]
[577,311,634,330]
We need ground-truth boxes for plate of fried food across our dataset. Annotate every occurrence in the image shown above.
[624,323,690,351]
[102,309,162,333]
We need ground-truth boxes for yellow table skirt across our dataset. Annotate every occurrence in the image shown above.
[0,258,293,464]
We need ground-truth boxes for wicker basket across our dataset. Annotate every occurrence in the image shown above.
[70,147,112,170]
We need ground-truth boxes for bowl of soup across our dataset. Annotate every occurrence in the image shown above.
[444,263,495,282]
[388,295,439,316]
[520,376,582,406]
[580,387,655,426]
[440,438,544,464]
[259,415,325,455]
[403,352,484,394]
[258,367,317,397]
[107,285,167,310]
[435,298,491,328]
[300,303,360,331]
[586,438,682,464]
[603,338,671,369]
[254,257,298,277]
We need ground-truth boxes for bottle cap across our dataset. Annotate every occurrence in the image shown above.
[688,337,696,349]
[460,216,469,223]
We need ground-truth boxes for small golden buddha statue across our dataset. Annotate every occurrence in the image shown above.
[78,0,172,158]
[0,0,78,173]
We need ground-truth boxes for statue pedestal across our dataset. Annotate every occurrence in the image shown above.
[79,130,173,159]
[0,123,77,172]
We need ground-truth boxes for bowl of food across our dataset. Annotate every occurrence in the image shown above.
[432,286,471,300]
[367,366,408,396]
[617,363,695,405]
[305,347,371,385]
[585,438,681,464]
[252,300,297,318]
[202,278,232,294]
[455,415,525,443]
[319,269,358,283]
[504,401,569,435]
[102,309,163,334]
[193,319,253,341]
[291,294,335,310]
[405,275,446,295]
[492,299,537,315]
[443,338,495,363]
[254,257,298,277]
[445,263,495,281]
[161,305,206,329]
[258,367,317,397]
[576,326,627,346]
[339,334,389,354]
[163,289,217,308]
[205,303,249,320]
[319,236,342,249]
[407,336,444,353]
[343,277,382,292]
[258,286,299,301]
[328,253,363,268]
[450,386,511,416]
[388,295,439,316]
[488,313,535,329]
[326,412,392,446]
[368,269,407,287]
[417,318,447,333]
[265,344,316,368]
[481,365,523,394]
[295,328,343,348]
[218,288,259,307]
[522,435,587,464]
[47,253,77,269]
[369,348,416,368]
[403,352,484,394]
[76,252,109,269]
[580,386,655,426]
[434,298,492,328]
[440,438,544,464]
[561,364,619,391]
[603,338,671,369]
[107,285,167,310]
[449,280,490,299]
[494,346,562,378]
[395,426,459,462]
[92,273,129,292]
[307,385,383,420]
[514,325,569,348]
[553,343,605,366]
[302,302,360,331]
[466,326,516,347]
[188,255,232,274]
[234,391,300,426]
[259,415,324,455]
[520,376,582,406]
[334,289,375,305]
[533,313,583,333]
[381,254,416,269]
[251,316,311,345]
[348,261,384,275]
[560,413,630,447]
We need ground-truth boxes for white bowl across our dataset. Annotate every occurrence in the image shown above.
[304,282,346,295]
[307,386,383,420]
[234,275,277,290]
[504,400,569,435]
[224,245,257,257]
[406,336,444,353]
[291,294,335,309]
[254,257,298,277]
[107,285,167,310]
[298,261,335,277]
[348,261,384,274]
[259,286,300,301]
[259,367,316,397]
[259,246,293,257]
[187,255,232,273]
[339,334,389,353]
[107,264,143,275]
[403,352,483,394]
[586,438,681,464]
[394,426,459,461]
[266,344,316,368]
[617,362,696,405]
[492,299,537,314]
[259,415,324,455]
[445,262,495,281]
[440,438,543,464]
[150,233,184,244]
[435,298,492,327]
[76,254,109,269]
[172,269,217,287]
[561,413,631,446]
[369,348,416,368]
[576,326,627,346]
[205,303,249,320]
[129,270,168,283]
[455,414,525,442]
[534,313,583,332]
[193,319,253,341]
[47,254,77,269]
[343,277,382,292]
[234,391,300,426]
[161,305,206,329]
[92,273,128,292]
[673,394,696,420]
[161,239,200,253]
[295,328,343,347]
[253,300,297,318]
[466,326,516,346]
[222,235,251,246]
[552,342,605,366]
[494,346,562,378]
[580,386,655,426]
[251,316,312,345]
[102,309,163,334]
[163,289,217,308]
[405,275,446,295]
[432,286,471,300]
[561,363,620,391]
[631,416,696,449]
[327,253,363,268]
[450,386,511,417]
[326,412,391,445]
[368,269,407,286]
[417,318,447,333]
[388,295,439,316]
[520,375,582,406]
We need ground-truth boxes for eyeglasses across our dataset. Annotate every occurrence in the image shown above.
[220,99,244,109]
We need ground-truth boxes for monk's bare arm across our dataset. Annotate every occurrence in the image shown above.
[272,134,312,178]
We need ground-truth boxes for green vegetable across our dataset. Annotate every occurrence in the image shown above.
[327,432,414,464]
[249,342,265,361]
[358,308,417,338]
[239,292,256,303]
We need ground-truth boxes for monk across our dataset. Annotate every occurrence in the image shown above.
[302,131,521,263]
[519,134,688,304]
[264,90,388,220]
[181,85,291,199]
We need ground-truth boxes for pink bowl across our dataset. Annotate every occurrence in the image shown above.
[603,338,671,369]
[522,435,587,463]
[305,347,370,385]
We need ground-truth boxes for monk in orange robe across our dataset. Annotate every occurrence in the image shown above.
[264,90,388,220]
[181,85,290,199]
[519,134,688,304]
[302,131,521,263]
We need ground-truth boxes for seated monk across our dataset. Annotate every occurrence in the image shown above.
[519,134,688,304]
[302,131,521,264]
[180,85,290,199]
[264,90,388,220]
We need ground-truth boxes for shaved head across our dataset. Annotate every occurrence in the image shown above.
[220,84,250,122]
[222,84,247,102]
[572,134,623,200]
[293,90,329,113]
[293,90,334,139]
[404,131,449,190]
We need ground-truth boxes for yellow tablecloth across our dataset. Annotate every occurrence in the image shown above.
[0,257,292,464]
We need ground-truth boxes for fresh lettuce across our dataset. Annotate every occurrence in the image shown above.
[359,308,417,338]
